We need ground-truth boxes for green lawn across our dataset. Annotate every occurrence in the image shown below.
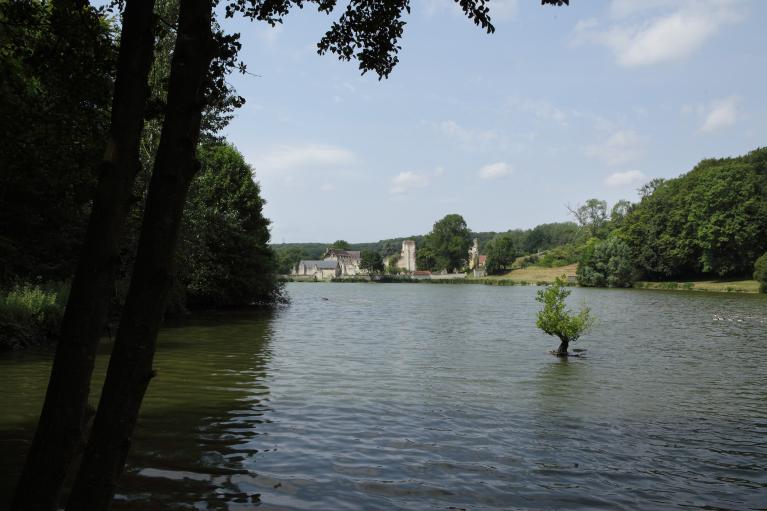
[635,279,760,294]
[485,264,578,284]
[485,264,761,294]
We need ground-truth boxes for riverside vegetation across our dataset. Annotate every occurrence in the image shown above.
[276,147,767,295]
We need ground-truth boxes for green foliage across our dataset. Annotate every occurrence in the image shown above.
[359,250,384,274]
[175,143,283,309]
[621,148,767,278]
[416,245,437,271]
[537,243,584,267]
[569,199,608,238]
[535,277,594,345]
[577,237,637,288]
[331,240,351,250]
[421,214,472,271]
[0,283,68,349]
[524,222,580,254]
[0,2,115,284]
[484,233,518,274]
[274,247,310,274]
[754,252,767,293]
[610,200,633,228]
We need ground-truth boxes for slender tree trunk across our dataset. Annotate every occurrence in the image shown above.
[11,2,156,510]
[557,338,569,356]
[65,2,214,509]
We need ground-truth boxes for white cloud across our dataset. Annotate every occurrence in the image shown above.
[573,1,745,67]
[699,96,740,133]
[605,170,647,187]
[390,171,431,194]
[478,162,512,180]
[256,144,355,174]
[585,130,642,166]
[507,97,567,126]
[437,120,500,145]
[609,0,680,19]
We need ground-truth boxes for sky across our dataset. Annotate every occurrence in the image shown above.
[217,0,767,244]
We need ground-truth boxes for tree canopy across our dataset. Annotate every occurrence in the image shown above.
[176,143,282,309]
[359,250,384,274]
[620,148,767,278]
[577,236,637,288]
[484,233,518,274]
[421,214,472,271]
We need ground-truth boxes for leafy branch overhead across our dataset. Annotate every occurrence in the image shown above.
[225,0,567,78]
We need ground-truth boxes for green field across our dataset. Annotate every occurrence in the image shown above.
[485,264,760,293]
[634,279,760,294]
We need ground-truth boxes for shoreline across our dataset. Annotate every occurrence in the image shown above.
[283,271,761,295]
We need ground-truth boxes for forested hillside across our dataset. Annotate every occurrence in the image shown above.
[621,147,767,279]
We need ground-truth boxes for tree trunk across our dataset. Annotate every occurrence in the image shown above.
[557,338,569,356]
[65,2,214,509]
[11,2,156,510]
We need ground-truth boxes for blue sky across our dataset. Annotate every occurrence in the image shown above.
[218,0,767,243]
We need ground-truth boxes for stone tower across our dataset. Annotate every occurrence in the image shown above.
[468,238,479,270]
[399,240,417,272]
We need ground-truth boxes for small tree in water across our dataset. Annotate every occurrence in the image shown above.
[536,276,594,356]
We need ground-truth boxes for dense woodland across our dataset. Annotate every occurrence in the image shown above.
[0,1,282,350]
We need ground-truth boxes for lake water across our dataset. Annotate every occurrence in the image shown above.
[1,283,766,510]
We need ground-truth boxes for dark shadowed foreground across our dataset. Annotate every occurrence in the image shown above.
[2,283,766,510]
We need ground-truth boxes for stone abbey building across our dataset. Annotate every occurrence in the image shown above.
[292,248,362,279]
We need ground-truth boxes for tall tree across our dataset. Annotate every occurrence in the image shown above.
[11,2,157,509]
[423,214,472,271]
[485,233,517,274]
[178,143,282,309]
[568,199,608,238]
[359,250,384,274]
[65,1,215,507]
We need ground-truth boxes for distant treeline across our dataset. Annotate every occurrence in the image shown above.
[273,222,580,274]
[275,147,767,293]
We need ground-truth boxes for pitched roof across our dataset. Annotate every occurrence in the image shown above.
[299,260,338,269]
[324,249,361,260]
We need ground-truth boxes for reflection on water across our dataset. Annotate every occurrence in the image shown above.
[1,284,766,510]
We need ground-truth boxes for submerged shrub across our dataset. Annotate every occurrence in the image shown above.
[536,276,594,355]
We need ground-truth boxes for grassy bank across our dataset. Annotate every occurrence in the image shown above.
[286,264,762,294]
[634,279,760,294]
[487,264,578,284]
[0,283,68,350]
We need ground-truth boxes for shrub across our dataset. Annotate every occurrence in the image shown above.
[537,243,583,268]
[577,236,637,288]
[0,283,67,349]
